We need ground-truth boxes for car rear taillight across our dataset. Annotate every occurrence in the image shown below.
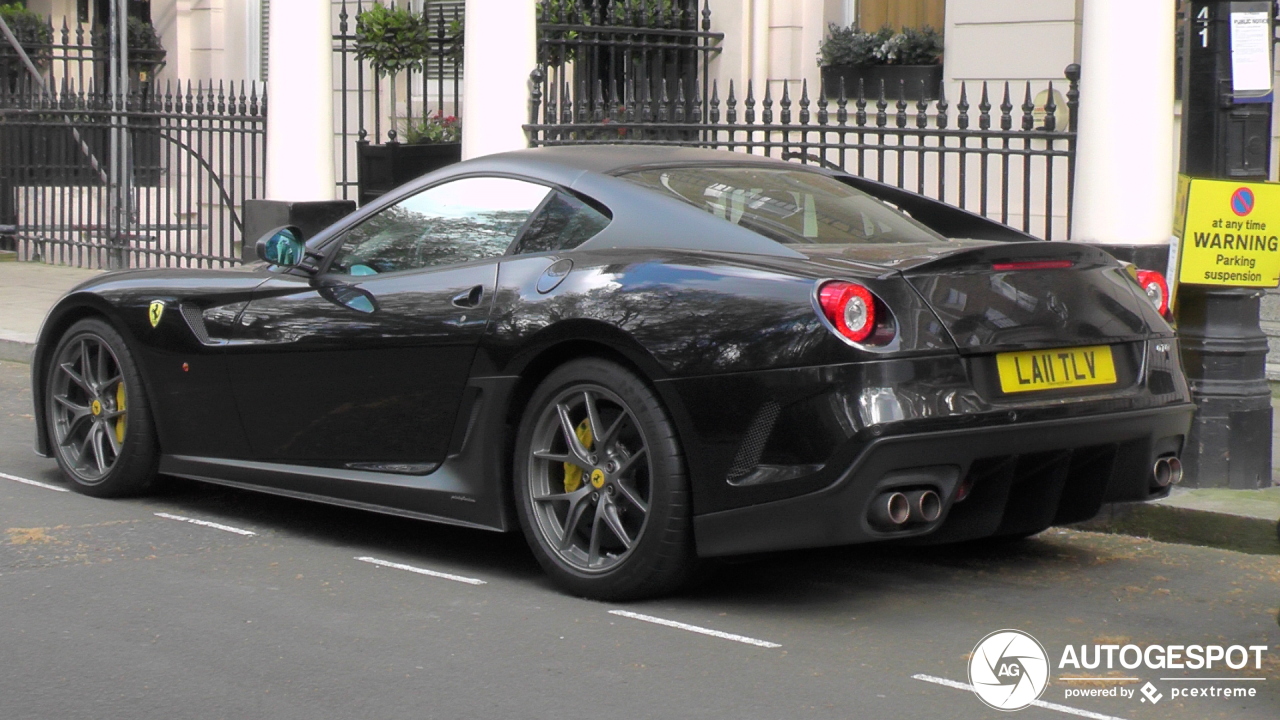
[1135,270,1170,316]
[818,281,877,343]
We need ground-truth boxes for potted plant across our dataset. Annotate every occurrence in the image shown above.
[0,2,51,87]
[125,17,167,83]
[86,16,167,85]
[818,24,943,102]
[356,113,461,206]
[353,1,450,204]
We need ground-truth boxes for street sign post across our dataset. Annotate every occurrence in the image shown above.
[1176,1,1275,489]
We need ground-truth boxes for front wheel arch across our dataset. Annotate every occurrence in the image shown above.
[32,299,133,457]
[44,316,160,496]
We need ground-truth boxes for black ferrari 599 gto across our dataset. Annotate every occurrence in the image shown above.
[32,146,1194,599]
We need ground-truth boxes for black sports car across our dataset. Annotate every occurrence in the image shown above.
[32,146,1194,599]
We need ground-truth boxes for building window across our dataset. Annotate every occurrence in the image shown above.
[856,0,944,31]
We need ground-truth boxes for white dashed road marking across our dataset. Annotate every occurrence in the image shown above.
[608,609,782,649]
[912,674,1131,720]
[354,556,487,585]
[154,512,258,536]
[0,471,69,492]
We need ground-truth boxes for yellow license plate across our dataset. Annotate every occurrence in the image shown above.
[996,345,1117,394]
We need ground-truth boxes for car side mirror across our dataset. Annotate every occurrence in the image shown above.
[255,226,306,268]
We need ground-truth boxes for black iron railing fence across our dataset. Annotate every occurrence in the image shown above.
[527,65,1081,241]
[332,0,464,200]
[0,78,266,269]
[538,0,722,124]
[0,17,167,91]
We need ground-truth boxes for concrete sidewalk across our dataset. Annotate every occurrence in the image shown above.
[1,259,1277,553]
[0,261,102,363]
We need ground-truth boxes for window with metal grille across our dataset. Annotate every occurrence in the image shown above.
[421,0,463,81]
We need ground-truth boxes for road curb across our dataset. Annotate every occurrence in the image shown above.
[0,336,33,364]
[1072,499,1280,555]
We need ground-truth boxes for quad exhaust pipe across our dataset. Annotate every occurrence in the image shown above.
[868,491,911,529]
[868,489,942,529]
[906,489,942,523]
[1152,456,1182,488]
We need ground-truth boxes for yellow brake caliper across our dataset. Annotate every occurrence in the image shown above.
[562,418,593,492]
[114,382,127,444]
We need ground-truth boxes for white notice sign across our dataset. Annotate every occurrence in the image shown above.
[1230,11,1273,97]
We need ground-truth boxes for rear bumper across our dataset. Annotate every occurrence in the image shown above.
[692,402,1194,557]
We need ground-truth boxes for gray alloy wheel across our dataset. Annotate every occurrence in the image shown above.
[47,318,157,496]
[514,358,694,600]
[525,383,652,573]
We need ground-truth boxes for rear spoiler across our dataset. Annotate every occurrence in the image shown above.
[833,174,1037,244]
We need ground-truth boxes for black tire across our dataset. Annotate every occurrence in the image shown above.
[45,318,158,497]
[513,358,694,600]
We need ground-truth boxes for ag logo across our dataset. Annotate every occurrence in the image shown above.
[968,629,1050,711]
[148,300,165,328]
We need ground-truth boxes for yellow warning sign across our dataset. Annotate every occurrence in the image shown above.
[1174,175,1280,287]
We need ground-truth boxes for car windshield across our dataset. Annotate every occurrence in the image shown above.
[622,165,947,245]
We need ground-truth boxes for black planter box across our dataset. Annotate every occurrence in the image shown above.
[356,141,462,206]
[820,64,944,102]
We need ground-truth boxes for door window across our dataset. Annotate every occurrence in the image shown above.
[329,177,552,275]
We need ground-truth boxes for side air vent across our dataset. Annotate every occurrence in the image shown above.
[179,303,216,345]
[725,400,781,483]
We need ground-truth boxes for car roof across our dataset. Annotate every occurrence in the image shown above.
[477,144,800,176]
[349,145,811,259]
[324,145,1026,261]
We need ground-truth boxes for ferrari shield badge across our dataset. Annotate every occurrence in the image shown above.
[148,300,166,328]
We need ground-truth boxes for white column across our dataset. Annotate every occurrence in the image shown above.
[461,0,537,160]
[264,0,334,201]
[750,0,771,82]
[1070,0,1175,244]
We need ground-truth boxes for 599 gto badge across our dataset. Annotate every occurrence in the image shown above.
[148,300,166,327]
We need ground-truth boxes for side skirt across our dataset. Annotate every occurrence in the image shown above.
[159,462,502,532]
[159,454,506,532]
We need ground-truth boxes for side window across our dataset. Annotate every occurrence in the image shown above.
[329,177,551,275]
[509,191,611,256]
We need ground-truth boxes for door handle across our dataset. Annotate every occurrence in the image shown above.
[451,285,484,308]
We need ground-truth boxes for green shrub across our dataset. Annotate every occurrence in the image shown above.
[818,24,891,68]
[355,1,431,76]
[402,112,460,144]
[882,26,943,66]
[818,24,942,67]
[0,2,52,75]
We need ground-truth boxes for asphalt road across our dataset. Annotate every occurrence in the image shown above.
[1,359,1276,720]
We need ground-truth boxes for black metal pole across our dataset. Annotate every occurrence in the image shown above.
[1176,0,1273,488]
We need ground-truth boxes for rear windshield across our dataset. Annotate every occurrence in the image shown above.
[622,166,946,245]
